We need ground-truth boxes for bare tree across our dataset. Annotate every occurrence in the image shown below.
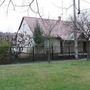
[41,17,61,63]
[75,11,90,60]
[11,31,34,56]
[0,0,39,14]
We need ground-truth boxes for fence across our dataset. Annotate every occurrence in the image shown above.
[11,46,87,63]
[0,46,88,64]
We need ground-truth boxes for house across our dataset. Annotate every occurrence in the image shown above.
[14,16,88,58]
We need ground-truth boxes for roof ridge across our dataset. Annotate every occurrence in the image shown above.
[23,16,72,23]
[24,16,57,21]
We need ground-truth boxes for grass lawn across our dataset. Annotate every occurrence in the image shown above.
[0,60,90,90]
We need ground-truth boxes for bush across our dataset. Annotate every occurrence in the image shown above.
[0,40,12,64]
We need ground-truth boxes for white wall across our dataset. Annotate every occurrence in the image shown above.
[44,38,61,53]
[17,20,34,53]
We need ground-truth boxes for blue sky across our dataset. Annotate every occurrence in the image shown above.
[0,0,90,32]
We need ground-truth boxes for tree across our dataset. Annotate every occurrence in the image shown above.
[33,22,44,47]
[0,0,39,14]
[75,11,90,60]
[42,17,61,63]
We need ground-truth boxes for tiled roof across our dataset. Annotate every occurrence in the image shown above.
[19,16,81,40]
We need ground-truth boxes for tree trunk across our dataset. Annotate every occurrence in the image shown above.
[74,39,78,59]
[73,0,79,60]
[86,39,90,60]
[48,39,51,63]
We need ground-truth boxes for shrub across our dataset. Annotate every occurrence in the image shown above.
[0,40,12,64]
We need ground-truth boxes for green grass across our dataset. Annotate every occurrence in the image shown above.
[0,40,9,47]
[0,60,90,90]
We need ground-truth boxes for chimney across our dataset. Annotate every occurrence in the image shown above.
[58,16,61,21]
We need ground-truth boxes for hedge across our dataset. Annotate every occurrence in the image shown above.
[0,40,12,64]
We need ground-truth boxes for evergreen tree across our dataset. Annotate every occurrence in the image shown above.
[33,22,44,47]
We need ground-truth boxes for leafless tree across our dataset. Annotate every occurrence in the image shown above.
[75,11,90,60]
[0,0,40,14]
[41,17,61,63]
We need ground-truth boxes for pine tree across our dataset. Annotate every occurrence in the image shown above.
[33,22,44,47]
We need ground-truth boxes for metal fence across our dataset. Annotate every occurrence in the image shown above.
[0,46,88,64]
[10,46,87,63]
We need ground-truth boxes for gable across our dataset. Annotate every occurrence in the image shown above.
[18,19,33,37]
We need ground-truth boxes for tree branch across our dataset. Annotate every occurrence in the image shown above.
[0,0,6,7]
